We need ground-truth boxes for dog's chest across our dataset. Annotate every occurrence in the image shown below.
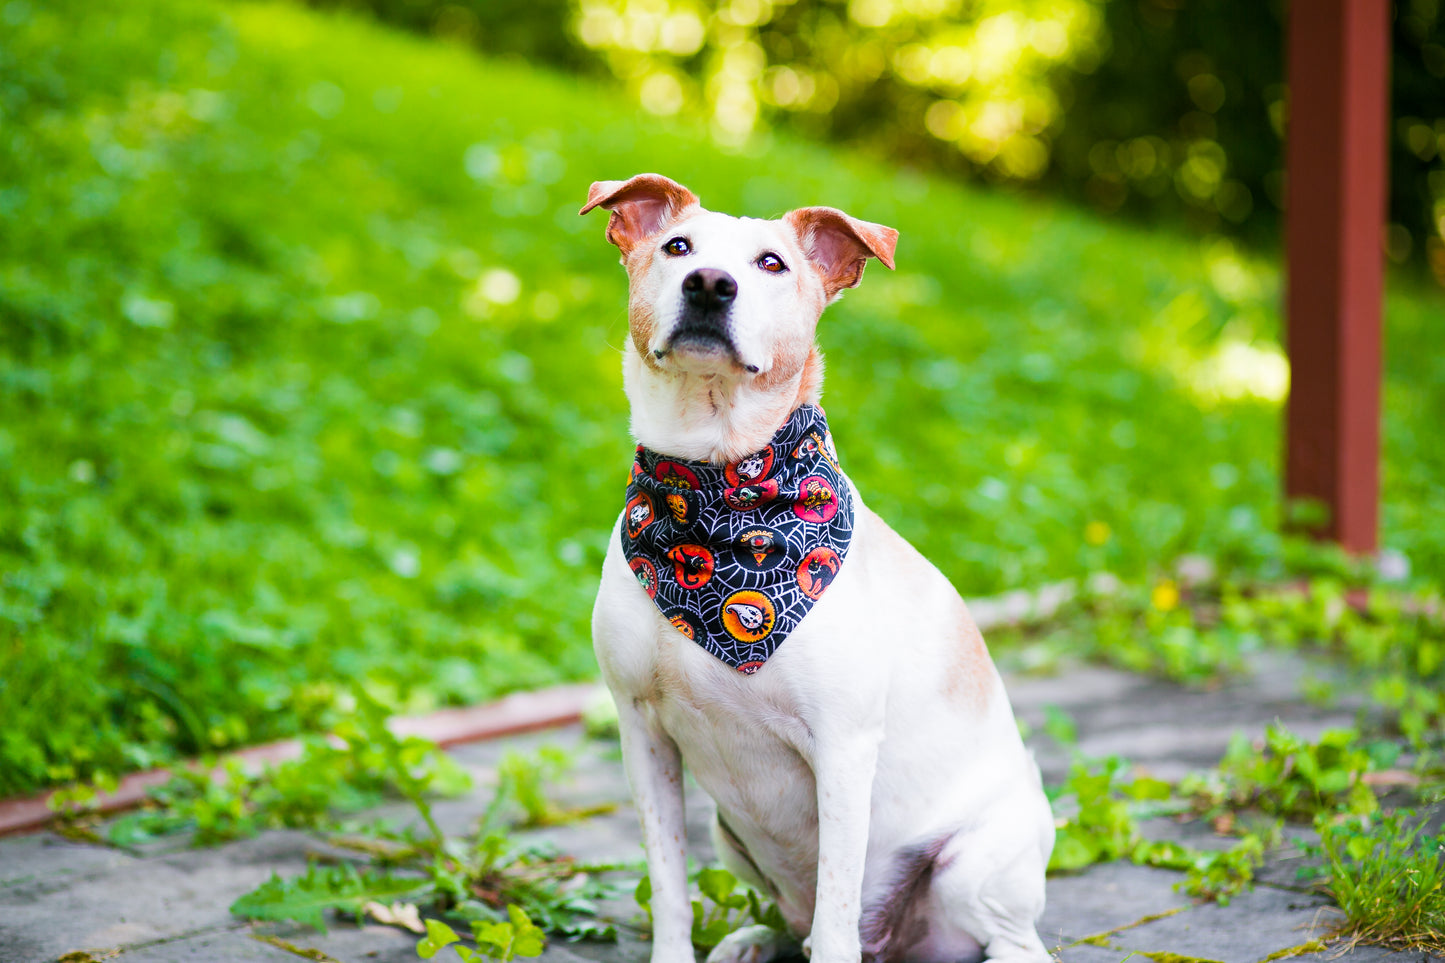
[644,615,821,820]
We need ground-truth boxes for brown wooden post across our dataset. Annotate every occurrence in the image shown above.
[1283,0,1391,554]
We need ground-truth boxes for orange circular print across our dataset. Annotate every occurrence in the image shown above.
[721,590,776,643]
[793,475,838,524]
[625,492,655,539]
[669,612,700,641]
[628,556,658,598]
[797,546,842,599]
[666,543,715,590]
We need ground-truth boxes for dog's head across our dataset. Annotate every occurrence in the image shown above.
[580,174,897,387]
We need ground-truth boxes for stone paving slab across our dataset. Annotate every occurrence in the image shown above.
[1104,884,1336,962]
[1,835,138,889]
[1037,863,1193,945]
[2,654,1440,963]
[1005,652,1369,784]
[109,927,294,963]
[0,831,319,961]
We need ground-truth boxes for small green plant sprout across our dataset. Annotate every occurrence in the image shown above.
[1178,832,1266,904]
[1183,724,1378,820]
[103,690,473,849]
[1310,811,1445,952]
[1045,756,1262,901]
[45,769,122,845]
[417,906,547,962]
[487,747,611,828]
[634,866,787,950]
[691,867,754,949]
[231,864,434,932]
[1042,704,1079,748]
[1048,757,1172,872]
[46,770,119,820]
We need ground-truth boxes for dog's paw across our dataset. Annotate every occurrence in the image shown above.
[705,925,798,963]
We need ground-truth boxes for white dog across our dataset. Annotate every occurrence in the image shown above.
[584,174,1054,963]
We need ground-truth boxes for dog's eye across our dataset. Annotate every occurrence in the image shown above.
[757,253,787,274]
[662,237,691,257]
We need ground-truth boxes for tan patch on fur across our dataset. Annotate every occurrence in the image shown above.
[942,616,992,709]
[627,274,661,372]
[791,345,824,408]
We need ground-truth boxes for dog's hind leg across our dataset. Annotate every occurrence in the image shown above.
[705,812,803,963]
[710,811,774,894]
[914,788,1053,963]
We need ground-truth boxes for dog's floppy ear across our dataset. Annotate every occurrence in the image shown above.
[784,206,898,300]
[580,174,699,254]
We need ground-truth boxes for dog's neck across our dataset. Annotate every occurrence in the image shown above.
[623,342,824,464]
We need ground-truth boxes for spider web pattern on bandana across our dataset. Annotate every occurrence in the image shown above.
[620,404,855,674]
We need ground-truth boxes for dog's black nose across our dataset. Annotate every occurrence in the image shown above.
[682,269,737,311]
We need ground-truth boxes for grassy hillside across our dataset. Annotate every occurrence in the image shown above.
[1,0,1440,794]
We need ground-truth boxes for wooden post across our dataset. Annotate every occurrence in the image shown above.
[1283,0,1391,554]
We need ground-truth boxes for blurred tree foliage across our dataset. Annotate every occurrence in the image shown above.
[1050,0,1445,275]
[305,0,1445,279]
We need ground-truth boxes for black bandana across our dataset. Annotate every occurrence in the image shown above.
[620,404,855,674]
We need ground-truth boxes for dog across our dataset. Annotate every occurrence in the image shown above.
[583,174,1054,963]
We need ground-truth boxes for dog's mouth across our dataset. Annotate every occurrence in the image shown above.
[656,315,758,372]
[667,322,735,358]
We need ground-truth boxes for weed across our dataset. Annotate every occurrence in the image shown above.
[1307,811,1445,952]
[1178,833,1266,903]
[233,864,432,932]
[96,692,470,847]
[487,748,613,828]
[1046,753,1264,903]
[1049,757,1150,871]
[1181,724,1378,821]
[1231,581,1445,746]
[417,907,546,962]
[996,572,1445,756]
[213,709,628,950]
[635,865,787,951]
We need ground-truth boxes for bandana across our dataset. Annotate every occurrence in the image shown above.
[620,404,855,674]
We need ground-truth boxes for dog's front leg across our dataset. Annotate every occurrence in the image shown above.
[806,732,881,963]
[616,698,695,963]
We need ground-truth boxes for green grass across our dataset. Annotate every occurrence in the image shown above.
[1315,811,1445,952]
[1,0,1442,795]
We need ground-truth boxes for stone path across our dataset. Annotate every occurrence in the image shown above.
[2,653,1439,963]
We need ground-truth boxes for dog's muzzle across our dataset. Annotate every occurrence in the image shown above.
[662,268,745,364]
